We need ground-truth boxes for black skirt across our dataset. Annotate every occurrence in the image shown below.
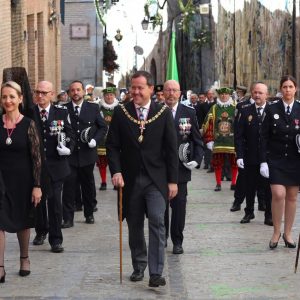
[269,158,300,186]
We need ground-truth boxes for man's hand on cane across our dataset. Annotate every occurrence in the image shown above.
[112,172,125,188]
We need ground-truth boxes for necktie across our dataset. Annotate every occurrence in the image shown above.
[286,105,290,115]
[74,106,80,117]
[40,109,47,122]
[138,107,145,121]
[257,107,262,122]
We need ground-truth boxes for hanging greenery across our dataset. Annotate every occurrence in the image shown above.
[144,0,163,29]
[103,39,119,73]
[177,0,197,33]
[192,27,212,49]
[94,0,110,26]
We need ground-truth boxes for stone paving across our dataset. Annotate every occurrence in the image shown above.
[0,166,300,299]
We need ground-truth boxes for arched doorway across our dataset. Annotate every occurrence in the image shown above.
[150,59,157,85]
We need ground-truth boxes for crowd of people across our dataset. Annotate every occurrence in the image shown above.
[0,71,299,288]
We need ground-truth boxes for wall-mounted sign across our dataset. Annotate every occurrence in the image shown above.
[70,24,90,39]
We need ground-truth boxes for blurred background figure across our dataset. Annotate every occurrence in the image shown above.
[84,84,94,101]
[56,90,69,105]
[154,84,165,104]
[236,85,248,102]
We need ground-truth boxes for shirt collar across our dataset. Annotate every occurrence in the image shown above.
[172,102,179,114]
[72,101,83,110]
[283,100,294,111]
[255,103,266,110]
[38,103,51,114]
[249,98,255,104]
[134,100,151,111]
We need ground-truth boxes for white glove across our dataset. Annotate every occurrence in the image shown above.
[206,141,214,150]
[88,138,97,148]
[183,160,198,170]
[57,142,71,156]
[237,158,244,169]
[260,162,269,178]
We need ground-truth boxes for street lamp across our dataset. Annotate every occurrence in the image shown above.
[114,29,123,42]
[141,18,150,30]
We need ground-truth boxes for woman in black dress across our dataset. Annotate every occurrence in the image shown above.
[0,81,42,282]
[260,75,300,249]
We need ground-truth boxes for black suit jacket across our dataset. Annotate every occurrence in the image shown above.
[260,100,300,170]
[235,103,266,166]
[106,101,178,218]
[174,103,204,183]
[34,105,75,182]
[65,101,107,167]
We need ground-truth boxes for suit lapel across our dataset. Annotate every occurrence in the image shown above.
[80,101,87,117]
[48,105,55,122]
[125,102,140,141]
[174,103,182,126]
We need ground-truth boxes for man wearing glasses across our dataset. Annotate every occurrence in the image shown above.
[32,81,75,253]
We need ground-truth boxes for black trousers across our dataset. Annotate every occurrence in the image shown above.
[35,196,49,236]
[48,179,64,245]
[234,168,246,204]
[244,165,272,218]
[165,183,187,246]
[62,164,96,222]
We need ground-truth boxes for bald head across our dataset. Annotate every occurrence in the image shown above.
[34,80,54,108]
[163,80,181,108]
[251,82,268,106]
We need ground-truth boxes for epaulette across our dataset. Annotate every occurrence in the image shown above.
[182,103,195,110]
[241,103,251,109]
[54,104,67,109]
[296,99,300,103]
[269,100,279,105]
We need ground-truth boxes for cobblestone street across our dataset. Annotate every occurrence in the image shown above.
[1,167,300,299]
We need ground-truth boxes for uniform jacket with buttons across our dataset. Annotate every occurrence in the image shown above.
[65,101,107,167]
[34,104,75,182]
[235,103,266,166]
[260,99,300,169]
[174,103,204,183]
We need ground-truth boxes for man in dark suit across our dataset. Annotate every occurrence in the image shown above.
[235,82,272,225]
[164,80,204,254]
[32,80,75,253]
[106,71,178,288]
[62,81,107,227]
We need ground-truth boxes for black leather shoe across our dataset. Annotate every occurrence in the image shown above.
[51,244,64,253]
[149,275,166,287]
[130,270,144,282]
[75,206,83,212]
[230,184,236,190]
[203,165,209,169]
[85,215,95,224]
[173,245,184,254]
[93,206,98,212]
[282,233,296,248]
[230,203,241,212]
[33,234,47,246]
[240,213,255,224]
[207,168,214,173]
[214,184,221,191]
[61,220,74,229]
[264,218,273,226]
[99,183,107,191]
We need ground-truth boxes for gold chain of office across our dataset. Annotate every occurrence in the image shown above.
[120,104,167,143]
[120,104,167,125]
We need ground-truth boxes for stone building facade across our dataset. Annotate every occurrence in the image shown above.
[0,0,61,92]
[61,0,103,90]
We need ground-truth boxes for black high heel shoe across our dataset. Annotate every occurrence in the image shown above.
[269,233,281,249]
[0,266,5,283]
[282,234,296,248]
[19,256,30,277]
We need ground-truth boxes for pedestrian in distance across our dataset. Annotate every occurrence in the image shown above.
[0,81,42,282]
[260,75,300,249]
[106,71,178,287]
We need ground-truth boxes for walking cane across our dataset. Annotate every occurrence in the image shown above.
[119,186,123,284]
[294,233,300,273]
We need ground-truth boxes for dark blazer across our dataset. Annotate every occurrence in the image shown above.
[106,101,178,218]
[234,98,253,134]
[260,99,300,169]
[34,105,75,182]
[65,101,107,167]
[235,103,266,166]
[174,103,204,183]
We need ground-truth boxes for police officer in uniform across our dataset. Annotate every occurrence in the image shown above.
[62,81,107,228]
[32,80,75,253]
[260,75,300,249]
[164,80,204,254]
[235,82,272,225]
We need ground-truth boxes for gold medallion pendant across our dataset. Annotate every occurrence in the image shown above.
[138,135,143,143]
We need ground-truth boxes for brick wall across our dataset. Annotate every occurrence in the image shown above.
[0,1,12,83]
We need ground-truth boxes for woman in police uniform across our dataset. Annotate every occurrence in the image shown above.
[260,75,300,249]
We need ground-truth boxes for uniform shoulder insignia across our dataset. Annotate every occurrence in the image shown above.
[182,103,195,110]
[296,99,300,103]
[54,104,67,109]
[269,100,279,105]
[241,103,251,109]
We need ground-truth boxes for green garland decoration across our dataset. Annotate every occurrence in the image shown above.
[177,0,197,33]
[94,0,108,26]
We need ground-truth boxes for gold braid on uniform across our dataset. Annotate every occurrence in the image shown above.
[120,104,167,143]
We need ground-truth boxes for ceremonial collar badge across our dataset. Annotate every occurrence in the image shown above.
[273,114,279,120]
[295,119,299,130]
[248,115,252,122]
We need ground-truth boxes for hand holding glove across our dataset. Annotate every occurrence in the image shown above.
[237,158,244,169]
[57,142,71,156]
[206,141,214,151]
[260,162,269,178]
[88,139,97,148]
[183,160,198,170]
